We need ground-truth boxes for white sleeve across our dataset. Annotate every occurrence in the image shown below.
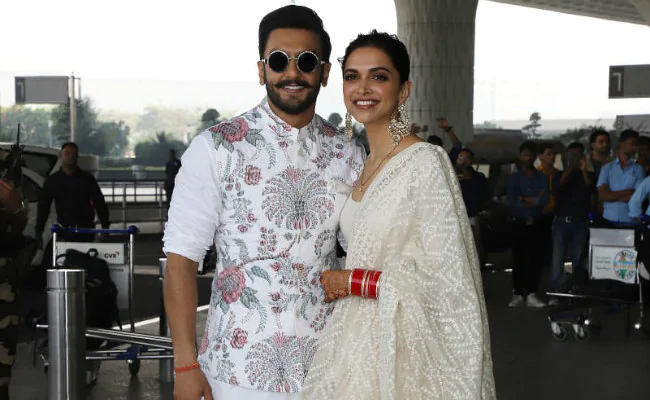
[162,133,222,262]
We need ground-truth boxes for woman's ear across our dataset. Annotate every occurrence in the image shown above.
[398,81,412,105]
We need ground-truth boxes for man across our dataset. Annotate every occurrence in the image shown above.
[636,136,650,176]
[162,6,364,400]
[165,148,182,205]
[597,129,645,226]
[549,143,594,300]
[536,143,559,265]
[456,148,489,266]
[586,129,612,216]
[426,135,443,147]
[627,162,650,325]
[36,142,110,250]
[0,176,27,399]
[507,141,549,308]
[436,117,464,163]
[586,129,612,179]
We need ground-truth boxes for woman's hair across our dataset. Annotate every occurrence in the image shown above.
[258,5,332,62]
[340,30,410,84]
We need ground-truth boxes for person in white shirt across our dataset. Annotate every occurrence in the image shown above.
[162,5,364,400]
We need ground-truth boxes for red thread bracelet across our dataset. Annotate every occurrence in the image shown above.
[174,361,200,374]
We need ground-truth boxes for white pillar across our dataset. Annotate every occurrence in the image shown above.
[395,0,478,146]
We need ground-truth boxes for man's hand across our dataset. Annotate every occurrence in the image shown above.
[173,368,214,400]
[436,117,449,130]
[320,270,352,303]
[0,180,21,212]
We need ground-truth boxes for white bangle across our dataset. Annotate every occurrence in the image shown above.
[348,269,353,294]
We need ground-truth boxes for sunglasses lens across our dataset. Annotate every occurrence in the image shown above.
[297,52,319,73]
[268,52,289,72]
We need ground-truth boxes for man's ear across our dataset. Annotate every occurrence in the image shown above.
[321,62,332,87]
[258,61,266,85]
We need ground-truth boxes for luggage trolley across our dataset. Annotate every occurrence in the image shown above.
[547,225,645,341]
[37,225,173,384]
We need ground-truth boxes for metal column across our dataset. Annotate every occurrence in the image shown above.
[47,269,86,400]
[159,258,174,383]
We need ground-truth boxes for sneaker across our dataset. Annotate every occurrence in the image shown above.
[526,293,547,308]
[508,294,525,307]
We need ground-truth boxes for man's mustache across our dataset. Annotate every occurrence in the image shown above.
[275,80,312,89]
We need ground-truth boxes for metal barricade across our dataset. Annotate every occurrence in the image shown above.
[47,269,86,400]
[159,257,174,383]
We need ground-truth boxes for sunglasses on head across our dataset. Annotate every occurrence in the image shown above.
[261,50,326,74]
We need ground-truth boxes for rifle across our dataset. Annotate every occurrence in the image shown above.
[0,123,25,188]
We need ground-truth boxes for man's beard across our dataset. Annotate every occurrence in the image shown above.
[264,71,321,116]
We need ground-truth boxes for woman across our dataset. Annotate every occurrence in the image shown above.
[302,31,496,399]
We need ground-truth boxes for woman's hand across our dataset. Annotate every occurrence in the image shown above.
[320,270,352,303]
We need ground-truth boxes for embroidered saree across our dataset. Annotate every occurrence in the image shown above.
[302,143,496,399]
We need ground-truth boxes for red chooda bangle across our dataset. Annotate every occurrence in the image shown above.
[349,268,382,299]
[174,361,200,374]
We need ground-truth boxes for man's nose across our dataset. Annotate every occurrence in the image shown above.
[284,59,301,78]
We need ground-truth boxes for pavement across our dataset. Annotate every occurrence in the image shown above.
[10,235,650,399]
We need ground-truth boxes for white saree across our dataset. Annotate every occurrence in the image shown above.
[302,143,496,399]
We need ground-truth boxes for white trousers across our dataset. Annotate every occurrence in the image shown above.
[203,376,301,400]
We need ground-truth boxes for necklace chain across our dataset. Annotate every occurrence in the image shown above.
[356,144,399,193]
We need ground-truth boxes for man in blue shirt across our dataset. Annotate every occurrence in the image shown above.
[507,141,549,308]
[597,129,645,226]
[628,162,650,327]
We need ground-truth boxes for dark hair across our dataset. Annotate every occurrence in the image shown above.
[60,142,78,152]
[519,141,537,154]
[427,135,443,146]
[537,143,554,155]
[589,129,610,144]
[459,148,474,158]
[638,136,650,147]
[258,6,332,62]
[567,142,585,153]
[340,30,410,84]
[619,129,640,143]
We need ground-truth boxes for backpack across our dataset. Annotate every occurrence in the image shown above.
[57,248,120,349]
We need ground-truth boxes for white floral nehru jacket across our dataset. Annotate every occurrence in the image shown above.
[163,98,365,393]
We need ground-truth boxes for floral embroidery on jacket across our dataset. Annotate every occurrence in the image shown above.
[189,99,364,392]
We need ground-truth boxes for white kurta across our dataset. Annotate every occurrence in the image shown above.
[302,143,496,399]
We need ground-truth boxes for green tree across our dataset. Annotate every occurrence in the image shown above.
[134,132,186,166]
[522,112,542,138]
[0,105,52,146]
[559,124,608,147]
[50,98,130,156]
[137,106,197,138]
[327,113,343,129]
[474,121,502,130]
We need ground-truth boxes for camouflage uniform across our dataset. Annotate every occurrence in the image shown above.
[0,203,27,400]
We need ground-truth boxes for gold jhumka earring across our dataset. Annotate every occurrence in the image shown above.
[388,104,411,146]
